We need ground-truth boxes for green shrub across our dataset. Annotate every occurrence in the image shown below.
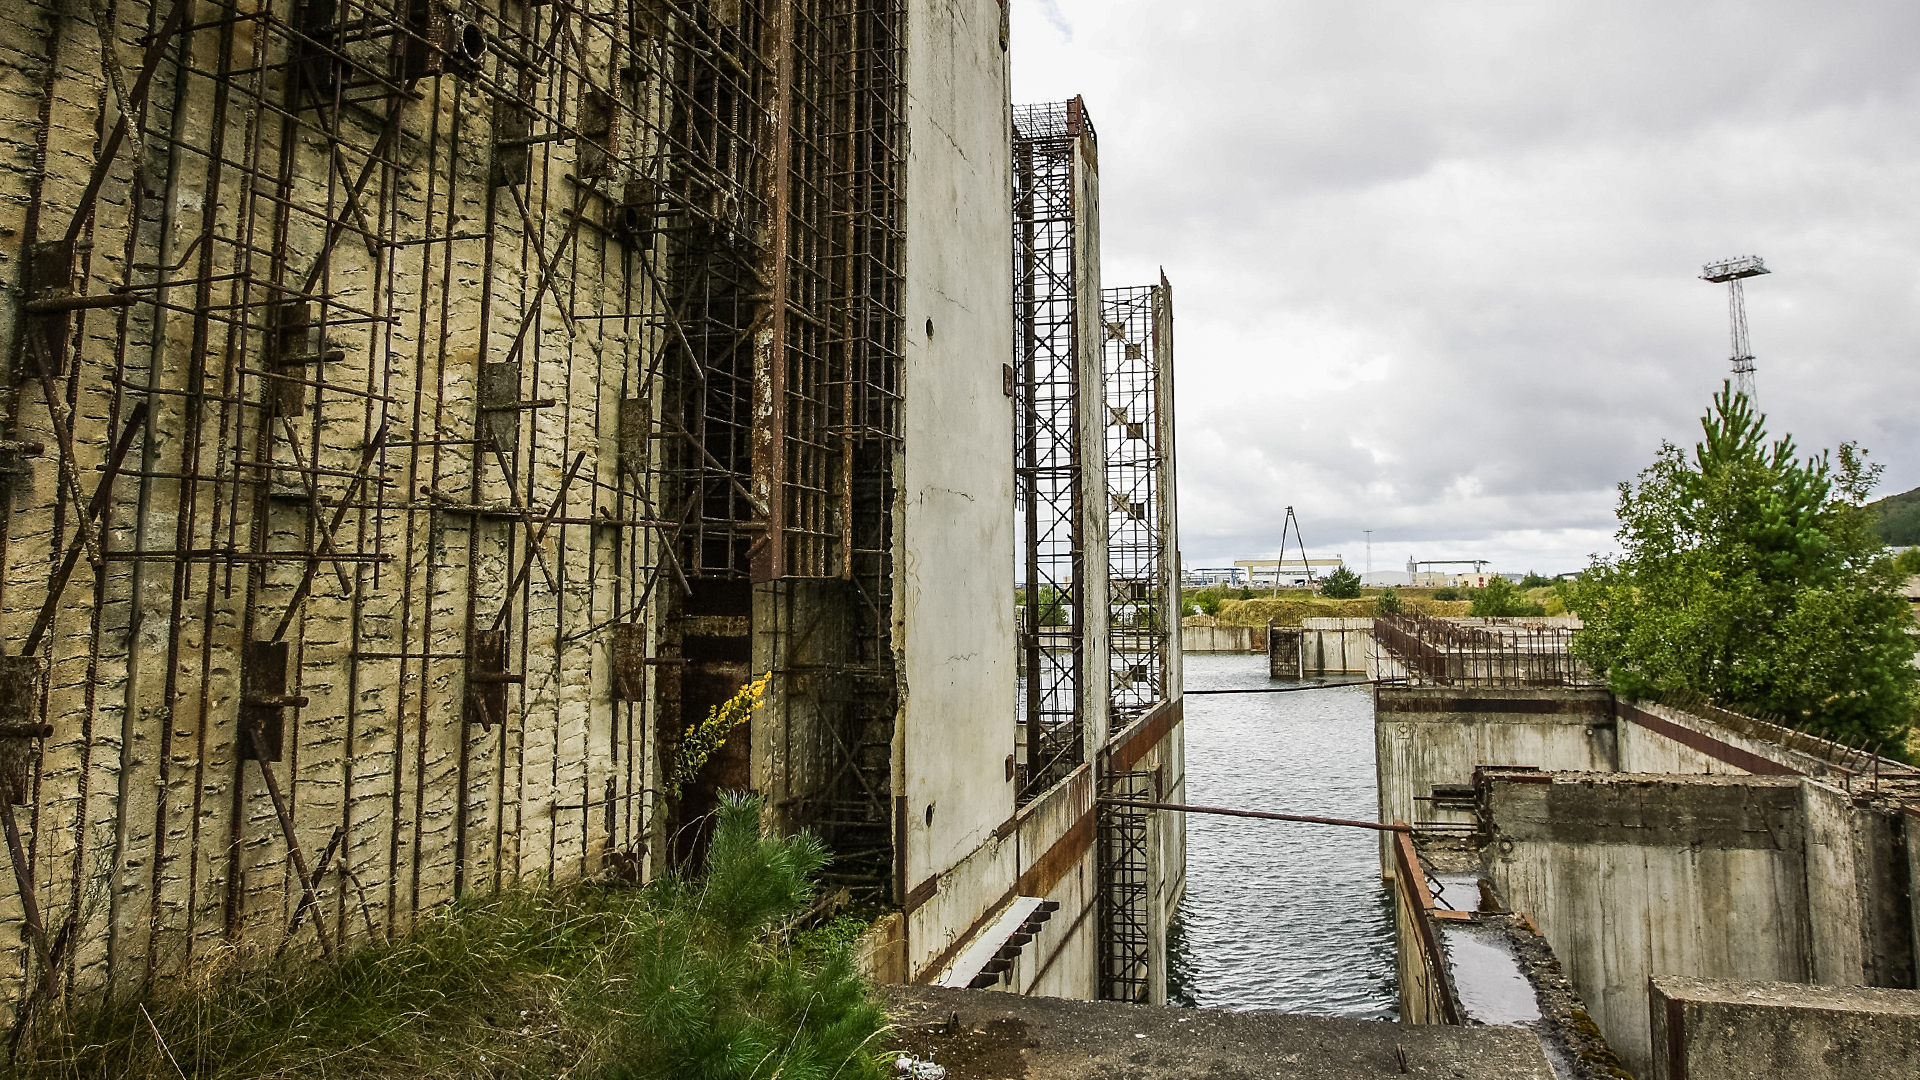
[1318,566,1363,599]
[1468,576,1547,618]
[1432,587,1461,601]
[1376,588,1403,615]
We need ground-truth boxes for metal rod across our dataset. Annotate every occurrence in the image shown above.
[1099,798,1412,833]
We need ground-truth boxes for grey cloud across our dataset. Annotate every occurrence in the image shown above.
[1011,1,1920,573]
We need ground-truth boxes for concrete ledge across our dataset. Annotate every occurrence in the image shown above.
[884,984,1556,1079]
[1649,977,1920,1080]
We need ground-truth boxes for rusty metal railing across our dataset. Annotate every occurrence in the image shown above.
[1372,613,1597,688]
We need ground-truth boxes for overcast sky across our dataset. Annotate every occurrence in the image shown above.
[1009,1,1920,575]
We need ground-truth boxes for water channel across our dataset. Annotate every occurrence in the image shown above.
[1166,652,1397,1017]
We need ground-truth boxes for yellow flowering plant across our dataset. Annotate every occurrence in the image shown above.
[668,672,771,799]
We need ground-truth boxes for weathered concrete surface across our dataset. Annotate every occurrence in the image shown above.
[1486,772,1920,1079]
[884,984,1557,1079]
[899,0,1021,977]
[1181,622,1264,652]
[1648,976,1920,1080]
[1487,774,1814,1077]
[1375,687,1616,867]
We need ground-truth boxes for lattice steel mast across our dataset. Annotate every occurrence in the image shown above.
[1700,255,1770,404]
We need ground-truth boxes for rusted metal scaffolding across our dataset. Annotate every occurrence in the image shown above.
[0,0,905,1022]
[1012,98,1093,804]
[1096,768,1153,1003]
[1102,281,1169,731]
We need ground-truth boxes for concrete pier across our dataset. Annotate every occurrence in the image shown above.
[884,984,1556,1078]
[1649,977,1920,1080]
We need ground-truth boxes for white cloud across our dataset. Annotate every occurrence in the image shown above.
[1012,1,1920,573]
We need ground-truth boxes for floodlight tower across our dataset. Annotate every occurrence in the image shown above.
[1700,255,1770,403]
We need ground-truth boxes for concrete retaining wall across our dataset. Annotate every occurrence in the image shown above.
[1374,687,1616,864]
[1485,773,1918,1078]
[1649,976,1920,1080]
[1299,618,1373,676]
[1181,624,1264,652]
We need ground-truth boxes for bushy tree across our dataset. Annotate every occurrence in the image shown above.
[1567,387,1917,755]
[1518,571,1556,589]
[1375,588,1404,615]
[1468,576,1545,618]
[1318,566,1363,599]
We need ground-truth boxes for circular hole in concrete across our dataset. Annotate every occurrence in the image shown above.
[925,318,935,339]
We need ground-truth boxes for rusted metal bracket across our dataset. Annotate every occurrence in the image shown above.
[0,657,45,805]
[478,358,525,451]
[265,300,343,414]
[618,396,651,484]
[577,83,621,180]
[398,0,486,82]
[241,640,307,762]
[463,629,520,730]
[612,623,647,701]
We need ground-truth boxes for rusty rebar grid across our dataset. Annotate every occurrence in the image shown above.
[1014,99,1090,804]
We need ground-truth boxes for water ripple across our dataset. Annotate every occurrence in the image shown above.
[1167,653,1397,1018]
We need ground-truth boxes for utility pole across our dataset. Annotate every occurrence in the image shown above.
[1364,530,1372,577]
[1701,255,1769,405]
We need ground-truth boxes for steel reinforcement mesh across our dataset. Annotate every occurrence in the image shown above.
[1102,284,1165,729]
[0,0,903,1020]
[1013,99,1087,803]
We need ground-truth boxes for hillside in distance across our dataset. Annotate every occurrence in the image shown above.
[1869,485,1920,546]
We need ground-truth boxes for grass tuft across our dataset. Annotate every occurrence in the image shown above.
[6,795,887,1080]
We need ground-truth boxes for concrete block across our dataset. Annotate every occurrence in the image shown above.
[1649,976,1920,1080]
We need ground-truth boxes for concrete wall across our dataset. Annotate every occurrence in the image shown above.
[1486,773,1919,1078]
[1374,687,1616,867]
[1071,127,1111,762]
[1300,618,1373,676]
[896,0,1018,939]
[1649,977,1920,1080]
[899,762,1096,997]
[1181,623,1263,652]
[0,0,1038,1020]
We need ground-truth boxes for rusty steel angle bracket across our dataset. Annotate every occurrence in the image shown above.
[20,401,150,657]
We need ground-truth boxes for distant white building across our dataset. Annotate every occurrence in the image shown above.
[1361,571,1413,587]
[1236,557,1346,587]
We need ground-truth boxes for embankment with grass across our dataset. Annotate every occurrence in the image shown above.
[4,796,889,1080]
[1208,594,1471,627]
